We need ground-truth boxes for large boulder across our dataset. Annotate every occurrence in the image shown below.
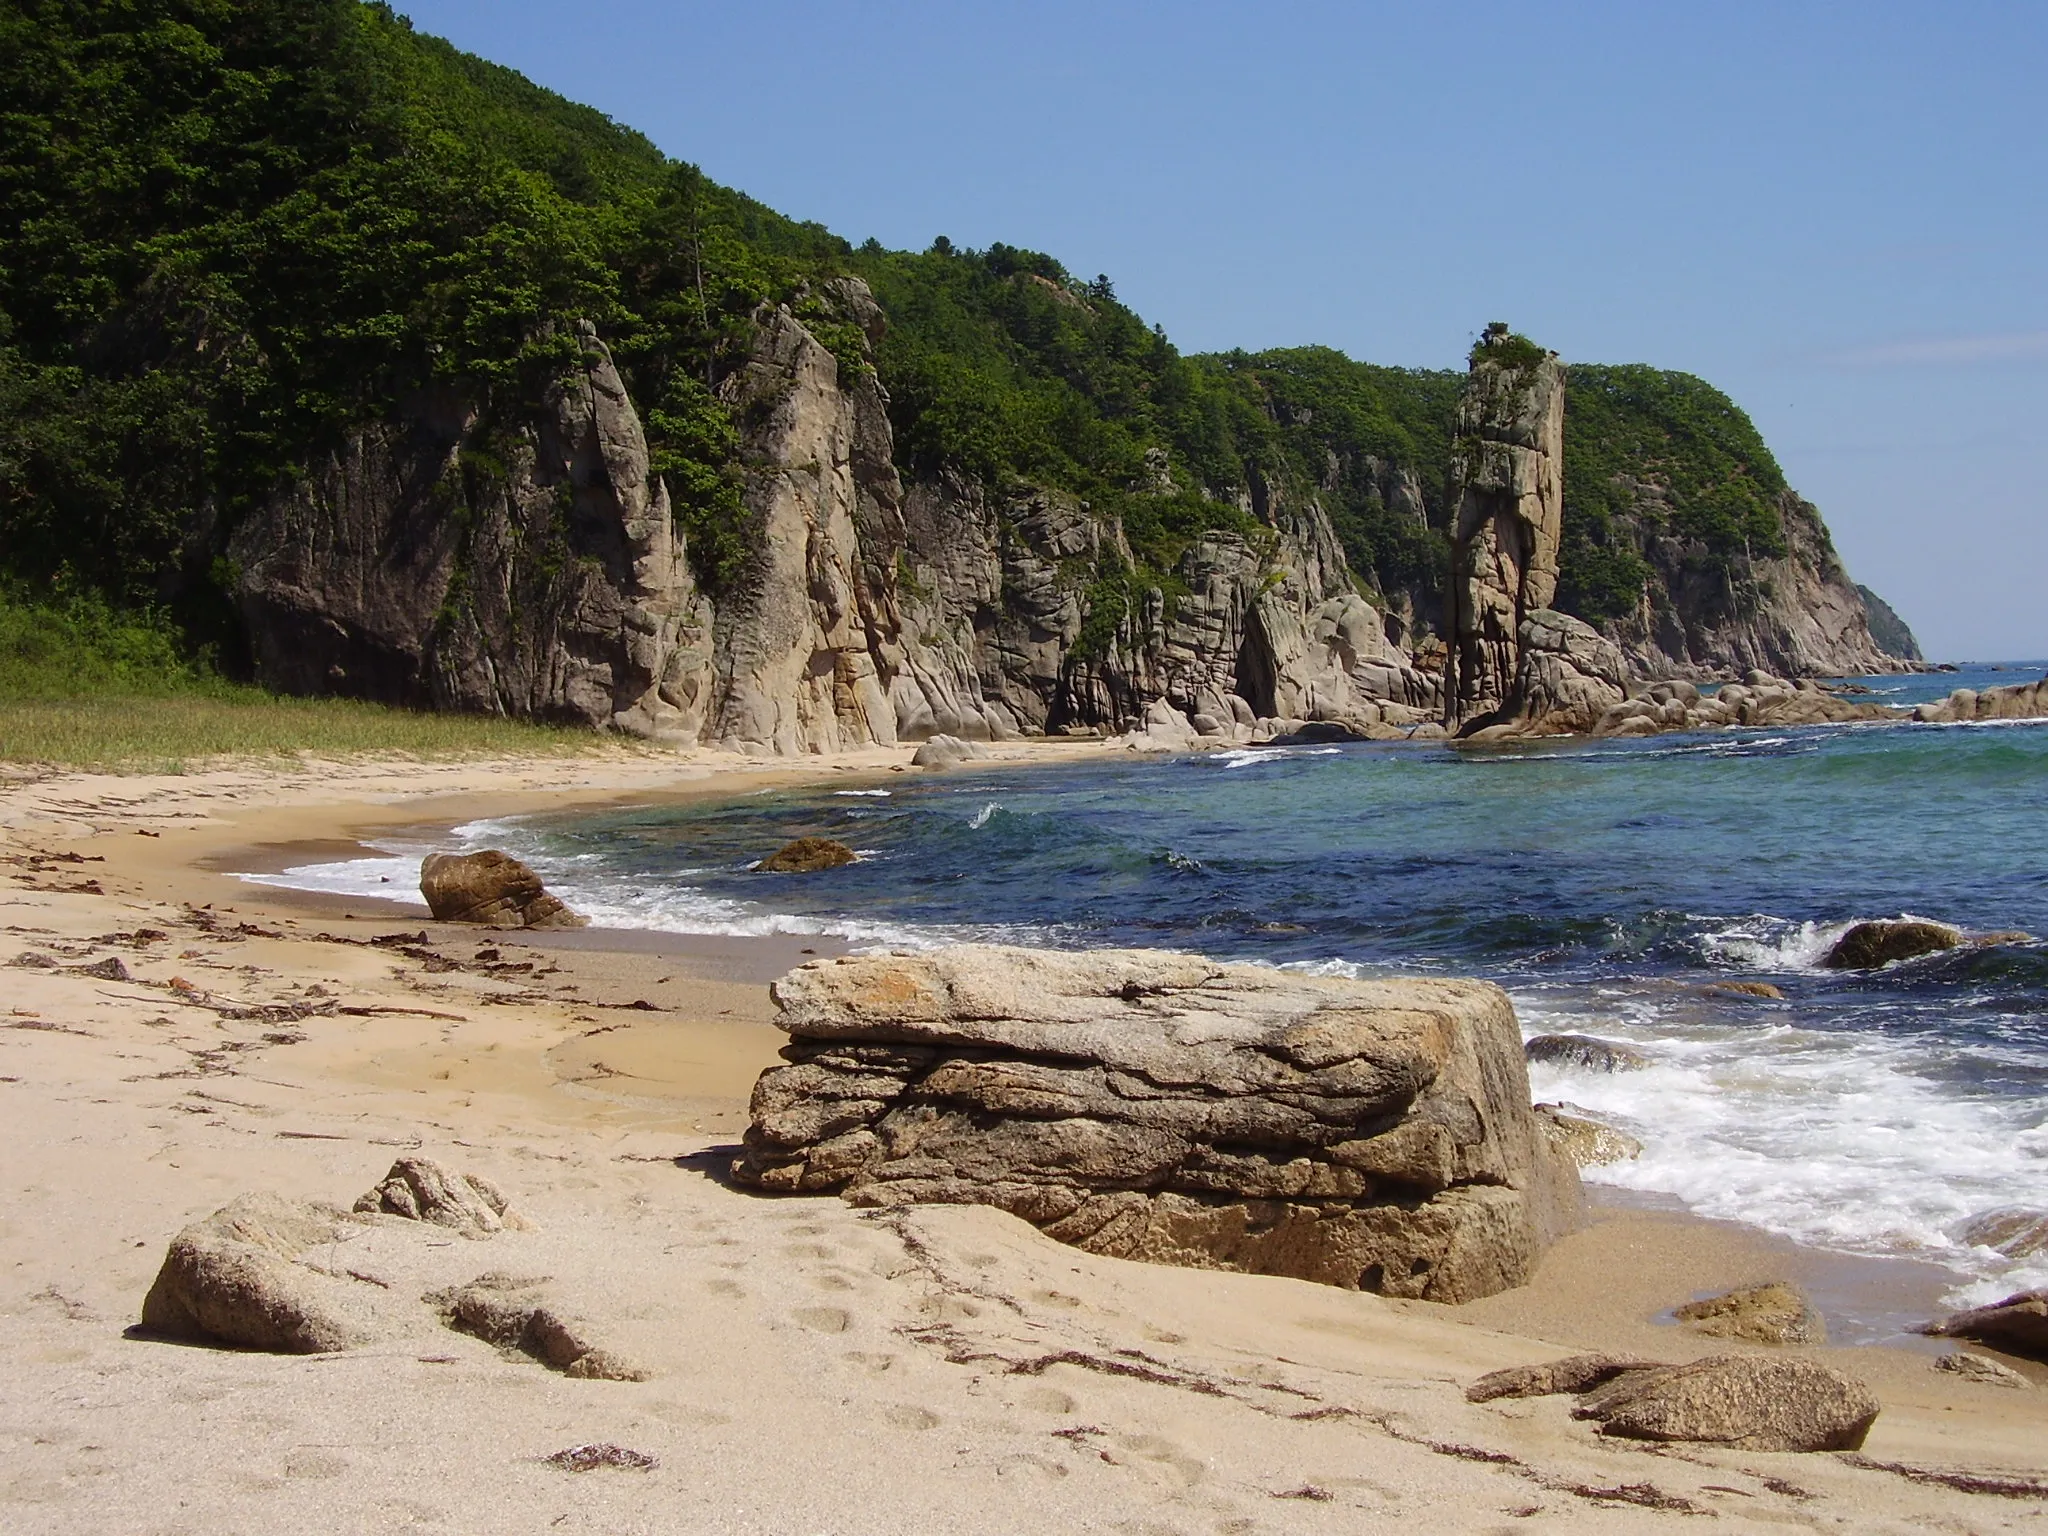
[1674,1282,1825,1346]
[419,850,585,929]
[1917,1290,2048,1362]
[732,946,1579,1303]
[1534,1104,1642,1168]
[1822,919,1961,970]
[1571,1356,1880,1452]
[139,1193,397,1353]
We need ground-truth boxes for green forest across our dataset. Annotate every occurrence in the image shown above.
[2,0,1799,684]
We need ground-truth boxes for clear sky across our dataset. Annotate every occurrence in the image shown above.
[398,1,2046,660]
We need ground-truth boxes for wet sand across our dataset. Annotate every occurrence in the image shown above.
[2,747,2045,1533]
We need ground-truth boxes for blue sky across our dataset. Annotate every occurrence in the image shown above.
[401,1,2046,659]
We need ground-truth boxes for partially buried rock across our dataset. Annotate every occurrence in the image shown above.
[1674,1282,1825,1346]
[1917,1290,2048,1362]
[1467,1353,1658,1403]
[354,1156,532,1238]
[1534,1103,1642,1168]
[1823,919,1961,970]
[733,945,1580,1304]
[139,1192,396,1353]
[911,734,989,770]
[435,1273,648,1380]
[1572,1355,1879,1452]
[1524,1033,1649,1072]
[756,837,857,873]
[419,850,585,930]
[1935,1352,2031,1389]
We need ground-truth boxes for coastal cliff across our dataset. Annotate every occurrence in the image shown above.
[1,4,1922,747]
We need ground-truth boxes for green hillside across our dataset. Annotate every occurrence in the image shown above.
[0,0,1817,685]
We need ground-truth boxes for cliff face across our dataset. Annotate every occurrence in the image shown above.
[233,287,1440,747]
[1856,584,1924,663]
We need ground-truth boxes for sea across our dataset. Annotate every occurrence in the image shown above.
[250,662,2048,1311]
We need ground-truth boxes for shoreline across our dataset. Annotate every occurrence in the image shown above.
[4,743,2045,1530]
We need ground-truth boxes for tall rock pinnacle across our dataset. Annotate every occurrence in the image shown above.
[1444,326,1566,730]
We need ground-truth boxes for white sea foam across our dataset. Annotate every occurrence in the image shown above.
[1695,914,1847,971]
[968,801,1000,830]
[834,788,892,797]
[1212,746,1343,769]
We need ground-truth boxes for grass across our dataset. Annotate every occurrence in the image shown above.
[0,591,614,771]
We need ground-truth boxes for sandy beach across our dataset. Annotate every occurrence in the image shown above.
[3,744,2045,1534]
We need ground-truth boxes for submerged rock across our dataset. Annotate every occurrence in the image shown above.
[1822,919,1961,970]
[1534,1104,1642,1168]
[1674,1281,1825,1346]
[1917,1290,2048,1362]
[757,837,858,873]
[1700,980,1785,1001]
[419,850,585,930]
[1524,1033,1649,1072]
[139,1192,397,1353]
[1572,1355,1879,1452]
[1955,1208,2048,1261]
[734,945,1579,1303]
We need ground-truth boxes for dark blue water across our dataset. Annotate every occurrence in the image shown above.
[265,664,2048,1301]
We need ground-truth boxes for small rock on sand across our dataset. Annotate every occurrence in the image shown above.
[354,1157,532,1238]
[1674,1281,1825,1346]
[435,1273,649,1380]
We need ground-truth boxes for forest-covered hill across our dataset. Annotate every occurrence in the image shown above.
[0,1,1906,738]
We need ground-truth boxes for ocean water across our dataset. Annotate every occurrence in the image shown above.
[249,664,2048,1306]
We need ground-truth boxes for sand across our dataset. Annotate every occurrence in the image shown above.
[2,744,2045,1534]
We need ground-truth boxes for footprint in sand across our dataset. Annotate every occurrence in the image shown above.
[877,1404,940,1431]
[995,1453,1069,1482]
[791,1306,851,1333]
[783,1242,833,1260]
[843,1351,896,1373]
[1013,1384,1076,1415]
[702,1277,744,1298]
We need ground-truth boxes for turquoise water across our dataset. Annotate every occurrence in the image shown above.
[259,664,2048,1304]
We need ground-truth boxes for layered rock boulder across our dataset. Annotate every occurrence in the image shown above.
[733,945,1579,1303]
[355,1156,531,1237]
[1674,1282,1825,1346]
[420,850,584,929]
[756,837,858,873]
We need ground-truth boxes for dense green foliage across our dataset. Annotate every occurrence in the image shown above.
[1558,365,1789,620]
[0,0,1831,690]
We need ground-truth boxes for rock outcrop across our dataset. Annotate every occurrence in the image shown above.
[1857,584,1924,662]
[1534,1104,1643,1168]
[139,1193,397,1353]
[419,850,584,930]
[1912,676,2048,724]
[1675,1282,1825,1346]
[1444,331,1568,733]
[732,945,1579,1303]
[1935,1352,2031,1388]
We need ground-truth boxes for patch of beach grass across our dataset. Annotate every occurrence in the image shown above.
[0,588,616,771]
